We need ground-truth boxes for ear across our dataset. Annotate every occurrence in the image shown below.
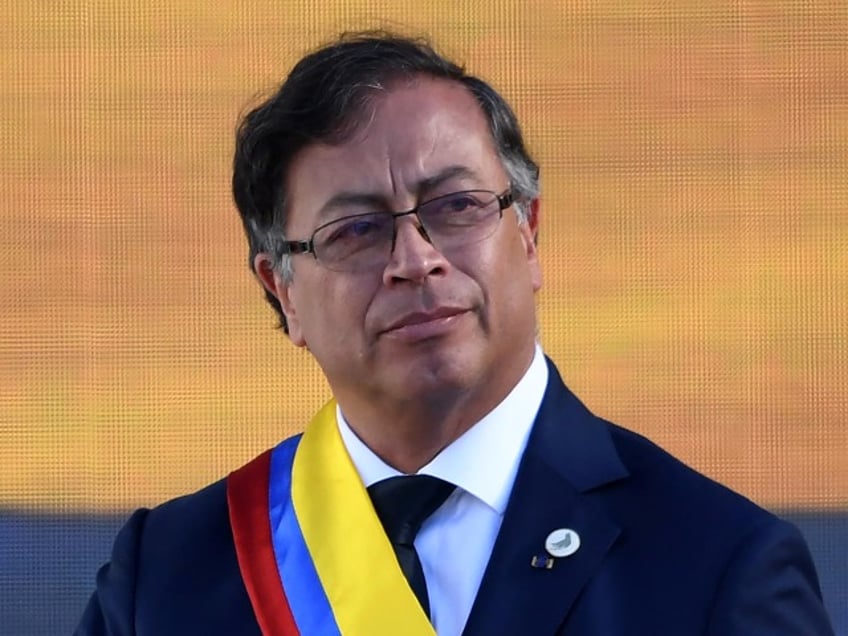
[519,198,542,292]
[253,253,306,346]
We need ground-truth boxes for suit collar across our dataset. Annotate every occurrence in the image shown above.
[530,357,629,492]
[462,357,628,635]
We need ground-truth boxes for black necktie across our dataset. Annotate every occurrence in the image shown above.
[367,475,456,618]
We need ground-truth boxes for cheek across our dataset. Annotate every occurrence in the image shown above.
[482,232,539,316]
[295,275,375,349]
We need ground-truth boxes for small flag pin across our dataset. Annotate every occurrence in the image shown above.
[530,554,556,569]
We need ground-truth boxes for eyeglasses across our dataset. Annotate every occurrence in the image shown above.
[280,188,514,272]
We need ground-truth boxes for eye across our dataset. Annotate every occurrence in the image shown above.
[437,192,482,214]
[423,192,490,227]
[324,214,388,243]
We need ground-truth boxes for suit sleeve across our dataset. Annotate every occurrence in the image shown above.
[74,509,150,636]
[706,517,835,636]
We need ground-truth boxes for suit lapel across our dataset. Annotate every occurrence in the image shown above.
[463,358,629,635]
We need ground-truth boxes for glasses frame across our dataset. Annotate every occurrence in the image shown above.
[279,187,514,270]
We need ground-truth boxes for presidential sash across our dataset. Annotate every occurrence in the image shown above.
[228,400,436,635]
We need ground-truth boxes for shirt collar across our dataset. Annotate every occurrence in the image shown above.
[337,345,548,515]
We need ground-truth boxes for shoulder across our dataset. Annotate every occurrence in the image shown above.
[538,360,777,532]
[76,476,240,634]
[597,419,832,620]
[128,448,286,633]
[140,436,298,543]
[137,476,231,561]
[569,416,832,632]
[602,419,777,534]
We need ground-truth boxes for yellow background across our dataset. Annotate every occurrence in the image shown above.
[1,1,846,512]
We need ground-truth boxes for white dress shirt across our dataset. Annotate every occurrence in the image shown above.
[337,345,548,636]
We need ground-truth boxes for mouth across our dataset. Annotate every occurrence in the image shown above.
[380,307,469,341]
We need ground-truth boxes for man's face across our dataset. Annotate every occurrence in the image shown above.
[261,77,541,415]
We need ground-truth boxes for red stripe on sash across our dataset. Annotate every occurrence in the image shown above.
[228,450,299,636]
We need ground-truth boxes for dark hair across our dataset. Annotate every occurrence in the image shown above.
[232,31,539,331]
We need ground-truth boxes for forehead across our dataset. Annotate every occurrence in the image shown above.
[284,77,506,229]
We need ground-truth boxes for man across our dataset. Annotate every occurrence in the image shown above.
[77,32,834,635]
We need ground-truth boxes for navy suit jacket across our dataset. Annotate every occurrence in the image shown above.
[77,359,834,635]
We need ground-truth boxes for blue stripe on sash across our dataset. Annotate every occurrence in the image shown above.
[269,435,342,636]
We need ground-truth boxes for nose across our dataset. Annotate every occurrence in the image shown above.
[381,215,449,284]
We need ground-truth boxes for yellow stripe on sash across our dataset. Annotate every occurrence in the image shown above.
[292,400,436,636]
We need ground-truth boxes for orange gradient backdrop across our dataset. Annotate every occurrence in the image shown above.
[1,1,846,512]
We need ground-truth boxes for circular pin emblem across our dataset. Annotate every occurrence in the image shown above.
[545,528,580,558]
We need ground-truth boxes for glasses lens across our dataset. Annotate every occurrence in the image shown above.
[313,213,394,271]
[419,191,502,247]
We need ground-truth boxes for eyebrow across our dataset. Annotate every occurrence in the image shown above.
[316,165,479,219]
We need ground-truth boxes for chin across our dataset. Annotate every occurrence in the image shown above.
[395,346,482,394]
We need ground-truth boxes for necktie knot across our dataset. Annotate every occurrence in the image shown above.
[368,474,455,541]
